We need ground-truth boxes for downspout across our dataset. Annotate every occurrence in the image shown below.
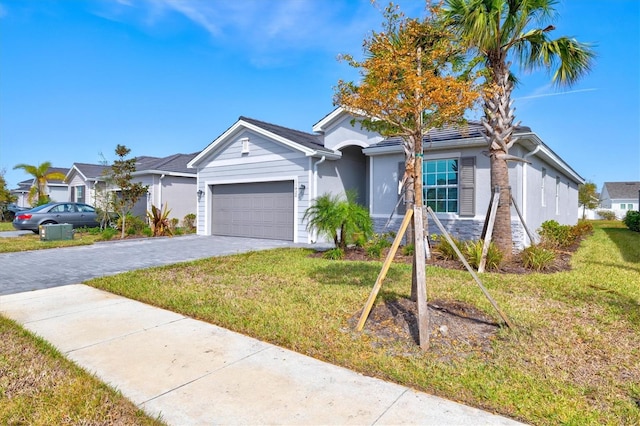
[522,144,541,245]
[158,174,165,209]
[311,156,326,243]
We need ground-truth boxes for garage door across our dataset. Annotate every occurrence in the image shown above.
[211,181,294,241]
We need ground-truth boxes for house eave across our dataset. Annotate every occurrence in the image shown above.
[133,169,196,178]
[517,132,585,184]
[189,119,326,168]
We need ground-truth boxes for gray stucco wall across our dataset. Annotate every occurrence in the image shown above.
[316,146,368,205]
[369,144,548,250]
[321,115,383,151]
[157,176,196,224]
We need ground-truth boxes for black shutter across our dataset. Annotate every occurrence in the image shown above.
[397,162,406,214]
[459,157,475,216]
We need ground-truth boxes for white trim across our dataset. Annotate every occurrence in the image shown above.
[312,107,345,133]
[133,170,196,178]
[65,165,88,182]
[199,152,306,168]
[189,119,339,168]
[332,139,369,151]
[307,158,313,244]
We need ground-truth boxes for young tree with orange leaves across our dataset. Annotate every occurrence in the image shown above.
[335,3,478,348]
[336,4,477,229]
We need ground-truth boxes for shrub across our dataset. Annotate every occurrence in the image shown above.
[142,226,153,237]
[521,245,556,271]
[323,248,344,260]
[147,204,173,237]
[572,219,594,238]
[100,227,117,241]
[464,240,503,271]
[402,244,415,256]
[365,244,382,259]
[170,218,179,230]
[362,232,393,259]
[596,210,617,221]
[183,213,196,232]
[117,214,146,236]
[539,220,575,249]
[435,236,464,260]
[624,210,640,232]
[304,191,373,250]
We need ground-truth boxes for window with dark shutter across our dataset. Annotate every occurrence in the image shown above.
[459,157,475,216]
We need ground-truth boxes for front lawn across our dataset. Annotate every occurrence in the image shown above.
[0,316,164,425]
[0,222,14,232]
[86,221,639,425]
[0,230,102,253]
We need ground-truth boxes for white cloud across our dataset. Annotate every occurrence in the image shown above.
[98,0,382,67]
[516,87,597,101]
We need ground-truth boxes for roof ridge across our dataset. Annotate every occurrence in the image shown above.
[239,116,319,138]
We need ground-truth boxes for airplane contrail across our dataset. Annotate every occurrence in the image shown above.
[516,88,597,100]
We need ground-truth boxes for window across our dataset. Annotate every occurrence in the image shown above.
[75,185,85,203]
[424,159,458,213]
[620,203,627,210]
[541,168,546,207]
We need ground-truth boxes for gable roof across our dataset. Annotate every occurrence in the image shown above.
[12,167,69,189]
[46,167,70,185]
[189,116,340,168]
[135,152,198,175]
[67,163,110,181]
[602,182,640,200]
[370,121,532,148]
[67,153,198,182]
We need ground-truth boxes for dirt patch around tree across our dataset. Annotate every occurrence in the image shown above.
[315,238,584,357]
[347,297,501,360]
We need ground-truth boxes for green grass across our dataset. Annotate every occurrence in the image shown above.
[0,230,103,253]
[0,316,164,425]
[0,222,14,232]
[84,221,640,425]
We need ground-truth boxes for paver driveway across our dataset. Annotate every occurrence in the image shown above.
[0,234,298,295]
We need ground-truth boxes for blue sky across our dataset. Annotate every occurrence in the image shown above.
[1,0,638,194]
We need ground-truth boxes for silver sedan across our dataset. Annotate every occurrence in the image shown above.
[12,202,101,233]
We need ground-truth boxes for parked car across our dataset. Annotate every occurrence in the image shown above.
[1,203,27,221]
[12,202,101,233]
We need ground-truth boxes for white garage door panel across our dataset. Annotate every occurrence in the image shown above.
[211,181,294,241]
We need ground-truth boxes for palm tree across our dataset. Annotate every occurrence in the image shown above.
[443,0,594,257]
[13,161,67,206]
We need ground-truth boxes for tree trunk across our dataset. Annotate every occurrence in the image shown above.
[490,152,513,258]
[483,61,516,260]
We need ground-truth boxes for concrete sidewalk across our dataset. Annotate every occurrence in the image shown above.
[0,285,524,425]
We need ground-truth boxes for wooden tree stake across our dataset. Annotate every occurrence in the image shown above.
[356,209,413,332]
[427,207,514,329]
[478,188,501,273]
[413,205,430,349]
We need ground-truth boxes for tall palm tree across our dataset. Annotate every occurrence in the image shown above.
[443,0,594,257]
[13,161,67,206]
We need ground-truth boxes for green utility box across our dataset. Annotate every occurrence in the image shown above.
[40,223,74,241]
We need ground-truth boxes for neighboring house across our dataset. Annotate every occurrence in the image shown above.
[65,153,198,223]
[599,181,640,219]
[188,108,584,248]
[10,167,70,207]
